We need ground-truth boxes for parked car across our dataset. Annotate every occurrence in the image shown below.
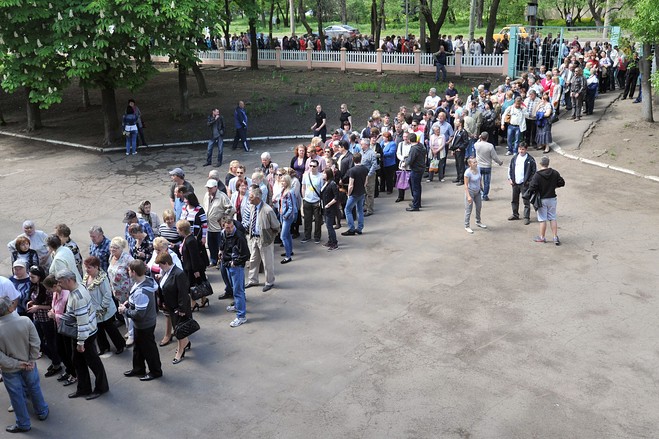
[324,25,360,39]
[493,25,529,41]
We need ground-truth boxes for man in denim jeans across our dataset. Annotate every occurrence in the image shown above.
[205,108,225,167]
[0,296,49,433]
[342,152,368,236]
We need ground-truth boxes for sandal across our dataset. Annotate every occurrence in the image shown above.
[200,297,210,308]
[63,376,78,387]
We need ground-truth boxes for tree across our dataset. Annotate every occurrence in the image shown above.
[420,0,450,53]
[630,0,657,122]
[485,0,502,53]
[298,0,314,35]
[0,0,69,131]
[51,0,159,145]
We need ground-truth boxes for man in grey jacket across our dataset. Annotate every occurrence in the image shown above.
[206,108,225,167]
[245,185,280,293]
[120,260,162,382]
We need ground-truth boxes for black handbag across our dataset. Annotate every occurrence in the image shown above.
[189,280,214,300]
[174,317,200,339]
[57,313,78,338]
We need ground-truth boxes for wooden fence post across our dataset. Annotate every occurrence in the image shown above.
[376,48,383,74]
[340,47,346,72]
[307,47,313,70]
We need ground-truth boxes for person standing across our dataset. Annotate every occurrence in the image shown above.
[463,157,487,234]
[500,97,527,155]
[622,53,640,100]
[7,220,51,267]
[47,235,83,285]
[507,142,536,225]
[55,270,109,400]
[449,119,469,183]
[203,179,233,268]
[244,185,280,292]
[320,168,340,251]
[232,100,250,152]
[89,226,111,273]
[569,67,586,121]
[220,217,250,328]
[128,99,147,147]
[528,156,566,245]
[0,296,49,433]
[433,46,448,82]
[474,132,503,201]
[301,159,324,244]
[406,133,425,212]
[155,253,191,364]
[120,260,162,381]
[168,167,195,210]
[310,105,327,142]
[205,108,225,167]
[341,152,369,236]
[359,139,379,217]
[122,105,138,156]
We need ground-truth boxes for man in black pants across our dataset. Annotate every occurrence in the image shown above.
[449,119,469,185]
[507,142,536,225]
[120,260,162,382]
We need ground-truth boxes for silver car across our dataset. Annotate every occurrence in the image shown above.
[324,25,359,39]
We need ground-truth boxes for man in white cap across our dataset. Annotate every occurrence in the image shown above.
[7,221,51,267]
[168,168,194,209]
[203,179,234,268]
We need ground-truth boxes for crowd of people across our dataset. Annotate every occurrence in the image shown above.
[8,33,648,432]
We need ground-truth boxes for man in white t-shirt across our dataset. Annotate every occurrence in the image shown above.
[423,88,441,112]
[301,159,324,244]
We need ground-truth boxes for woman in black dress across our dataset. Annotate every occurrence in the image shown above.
[176,220,208,311]
[156,252,191,364]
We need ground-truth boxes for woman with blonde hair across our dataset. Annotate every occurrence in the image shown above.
[107,237,135,344]
[278,174,297,263]
[148,237,182,346]
[177,220,208,311]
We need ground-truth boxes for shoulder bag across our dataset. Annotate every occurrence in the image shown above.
[174,317,200,339]
[189,279,214,300]
[57,312,78,338]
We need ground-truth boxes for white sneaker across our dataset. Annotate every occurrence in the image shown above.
[476,223,487,229]
[230,317,247,327]
[465,227,474,234]
[8,405,13,412]
[226,305,236,312]
[126,152,130,156]
[125,336,134,347]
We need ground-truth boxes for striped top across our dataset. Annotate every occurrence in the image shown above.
[65,285,97,346]
[181,204,208,241]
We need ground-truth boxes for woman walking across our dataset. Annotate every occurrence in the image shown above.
[463,158,487,234]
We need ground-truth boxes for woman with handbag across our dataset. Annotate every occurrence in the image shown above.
[176,220,209,312]
[427,125,446,182]
[148,237,182,347]
[535,93,554,154]
[108,237,134,344]
[43,275,77,386]
[156,252,193,364]
[181,193,210,310]
[26,266,61,377]
[83,256,126,356]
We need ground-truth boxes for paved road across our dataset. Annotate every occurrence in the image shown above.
[0,108,658,438]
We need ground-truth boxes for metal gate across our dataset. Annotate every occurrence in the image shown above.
[507,25,621,77]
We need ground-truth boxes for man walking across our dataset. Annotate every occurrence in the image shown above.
[474,132,503,201]
[245,185,280,293]
[232,100,250,152]
[341,152,368,236]
[406,133,425,212]
[301,159,324,244]
[220,217,250,327]
[205,108,225,167]
[0,296,49,433]
[120,260,162,381]
[507,142,536,225]
[528,156,566,245]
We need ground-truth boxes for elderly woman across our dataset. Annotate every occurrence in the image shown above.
[26,266,61,376]
[83,256,125,356]
[128,223,154,264]
[536,93,554,154]
[427,124,447,182]
[231,179,250,226]
[177,220,209,311]
[9,236,39,271]
[156,252,192,364]
[158,209,182,248]
[43,275,76,386]
[10,261,31,316]
[138,200,162,233]
[148,237,182,346]
[107,237,134,344]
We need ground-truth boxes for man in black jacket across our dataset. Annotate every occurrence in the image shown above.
[406,133,426,212]
[219,217,250,328]
[528,156,565,245]
[507,142,536,225]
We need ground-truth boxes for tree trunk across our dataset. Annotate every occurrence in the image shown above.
[340,0,347,24]
[476,0,484,28]
[222,0,232,48]
[0,108,5,126]
[249,18,259,69]
[82,87,90,110]
[298,0,313,35]
[371,0,377,37]
[317,0,325,44]
[640,42,654,122]
[379,0,386,32]
[191,63,209,96]
[25,88,42,132]
[420,0,450,53]
[468,0,477,42]
[178,65,190,116]
[587,0,604,27]
[485,0,501,54]
[100,87,120,146]
[268,0,275,48]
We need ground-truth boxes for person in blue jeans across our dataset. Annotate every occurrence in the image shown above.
[122,105,138,156]
[0,296,49,433]
[433,45,448,82]
[205,108,225,167]
[219,217,250,328]
[342,152,368,236]
[278,174,297,263]
[500,97,526,155]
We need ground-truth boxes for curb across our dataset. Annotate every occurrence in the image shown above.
[0,131,312,153]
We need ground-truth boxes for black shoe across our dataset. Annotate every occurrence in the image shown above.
[115,347,125,355]
[124,369,145,377]
[57,373,70,382]
[406,207,420,211]
[203,162,212,167]
[355,230,363,235]
[85,392,104,400]
[281,258,292,264]
[140,373,162,382]
[45,365,62,377]
[262,284,274,292]
[6,425,31,433]
[451,179,460,183]
[68,391,89,399]
[394,198,403,203]
[508,215,520,221]
[341,229,356,236]
[217,293,234,300]
[364,212,373,217]
[524,218,531,225]
[280,252,294,257]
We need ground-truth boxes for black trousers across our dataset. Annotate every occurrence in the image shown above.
[232,127,249,151]
[623,71,639,99]
[96,316,126,353]
[302,200,322,241]
[511,183,531,220]
[57,333,76,377]
[72,333,109,395]
[525,118,537,145]
[132,325,162,376]
[454,149,466,181]
[381,165,396,193]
